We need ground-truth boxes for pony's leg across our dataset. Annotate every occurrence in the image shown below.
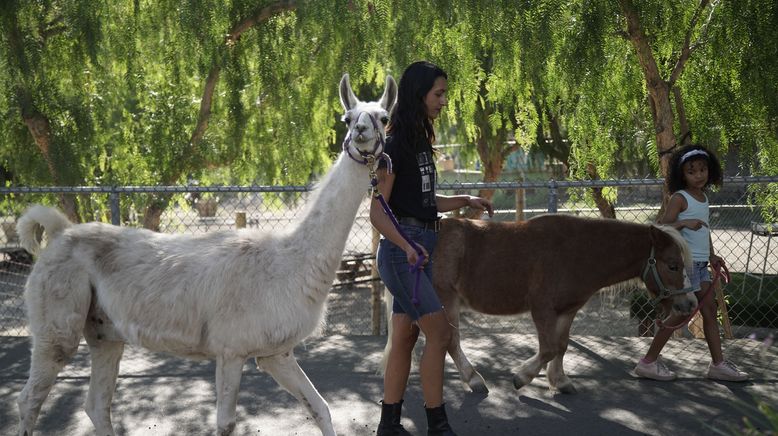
[514,309,561,390]
[380,289,393,374]
[83,333,124,435]
[445,302,488,394]
[215,355,245,436]
[256,351,335,436]
[18,336,80,436]
[546,311,577,394]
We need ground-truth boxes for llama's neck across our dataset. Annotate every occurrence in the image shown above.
[288,153,370,284]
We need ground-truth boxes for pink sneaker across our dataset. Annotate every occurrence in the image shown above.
[631,357,677,381]
[707,360,749,382]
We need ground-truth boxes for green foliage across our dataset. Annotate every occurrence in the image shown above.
[743,401,778,435]
[1,0,776,222]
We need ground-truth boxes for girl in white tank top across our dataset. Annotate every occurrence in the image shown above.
[631,145,749,382]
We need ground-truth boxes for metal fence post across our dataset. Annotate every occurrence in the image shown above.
[547,179,558,213]
[110,188,120,226]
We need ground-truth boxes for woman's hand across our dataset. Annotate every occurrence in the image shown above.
[467,196,494,217]
[405,243,429,268]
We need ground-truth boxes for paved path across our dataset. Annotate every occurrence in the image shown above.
[1,334,776,435]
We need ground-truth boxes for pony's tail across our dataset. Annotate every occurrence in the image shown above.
[16,205,72,256]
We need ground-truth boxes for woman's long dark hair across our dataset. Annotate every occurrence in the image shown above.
[387,61,447,154]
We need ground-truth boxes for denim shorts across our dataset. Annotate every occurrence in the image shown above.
[688,261,711,291]
[377,224,442,321]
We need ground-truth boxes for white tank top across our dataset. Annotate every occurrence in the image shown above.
[677,190,710,261]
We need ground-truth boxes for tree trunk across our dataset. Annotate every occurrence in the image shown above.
[515,172,525,222]
[142,201,165,232]
[139,0,298,228]
[465,135,504,219]
[16,87,82,223]
[619,0,677,175]
[6,10,83,223]
[586,163,616,219]
[673,86,691,145]
[619,0,677,218]
[619,0,714,220]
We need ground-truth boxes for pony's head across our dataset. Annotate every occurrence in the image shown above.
[339,73,397,164]
[642,225,698,316]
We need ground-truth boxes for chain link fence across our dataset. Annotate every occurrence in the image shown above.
[2,177,777,344]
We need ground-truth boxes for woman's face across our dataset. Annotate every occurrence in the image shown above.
[423,76,448,119]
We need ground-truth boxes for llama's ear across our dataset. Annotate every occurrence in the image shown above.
[339,73,358,111]
[380,75,398,113]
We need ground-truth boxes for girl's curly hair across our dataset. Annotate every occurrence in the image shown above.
[666,144,723,193]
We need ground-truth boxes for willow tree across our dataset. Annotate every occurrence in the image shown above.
[381,1,544,219]
[520,0,777,216]
[0,0,393,229]
[3,0,776,226]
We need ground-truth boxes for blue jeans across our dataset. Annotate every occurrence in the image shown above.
[688,261,711,291]
[377,224,442,321]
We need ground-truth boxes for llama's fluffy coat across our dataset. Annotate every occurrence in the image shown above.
[16,73,397,436]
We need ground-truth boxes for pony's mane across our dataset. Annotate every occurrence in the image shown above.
[654,224,692,266]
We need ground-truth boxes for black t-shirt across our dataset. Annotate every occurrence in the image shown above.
[378,135,438,221]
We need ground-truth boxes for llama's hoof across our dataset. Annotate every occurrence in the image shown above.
[467,376,489,394]
[217,422,236,436]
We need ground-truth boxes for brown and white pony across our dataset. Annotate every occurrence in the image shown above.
[431,214,696,394]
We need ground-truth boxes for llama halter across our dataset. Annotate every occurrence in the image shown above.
[342,110,426,305]
[342,111,392,172]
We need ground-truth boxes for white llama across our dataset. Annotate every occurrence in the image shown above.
[16,73,397,436]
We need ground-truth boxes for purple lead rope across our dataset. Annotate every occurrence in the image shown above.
[343,111,425,305]
[371,177,426,305]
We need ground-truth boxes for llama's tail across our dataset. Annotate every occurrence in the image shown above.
[16,205,72,255]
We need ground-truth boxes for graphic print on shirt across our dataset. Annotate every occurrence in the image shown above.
[417,151,437,208]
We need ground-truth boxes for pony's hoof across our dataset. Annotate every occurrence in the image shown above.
[512,374,529,390]
[555,382,577,394]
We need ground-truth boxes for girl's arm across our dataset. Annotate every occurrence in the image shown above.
[659,193,706,230]
[436,194,494,216]
[369,168,428,265]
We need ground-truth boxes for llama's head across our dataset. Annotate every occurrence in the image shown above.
[339,73,397,163]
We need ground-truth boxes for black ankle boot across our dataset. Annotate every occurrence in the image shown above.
[376,400,412,436]
[425,403,457,436]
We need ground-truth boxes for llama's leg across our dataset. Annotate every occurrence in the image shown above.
[256,351,335,436]
[18,337,80,436]
[445,302,488,394]
[214,355,245,436]
[514,309,560,390]
[83,333,124,435]
[546,311,577,394]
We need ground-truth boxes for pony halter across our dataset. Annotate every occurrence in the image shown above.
[642,246,695,306]
[342,111,392,173]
